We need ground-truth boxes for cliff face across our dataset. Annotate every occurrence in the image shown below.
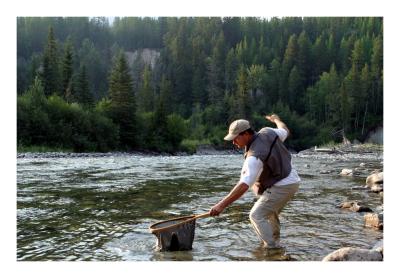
[125,49,161,70]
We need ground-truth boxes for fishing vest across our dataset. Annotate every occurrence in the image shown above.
[244,128,292,194]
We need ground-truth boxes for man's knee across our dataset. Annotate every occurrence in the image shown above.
[249,206,274,222]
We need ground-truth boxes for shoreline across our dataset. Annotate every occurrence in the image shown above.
[17,143,383,159]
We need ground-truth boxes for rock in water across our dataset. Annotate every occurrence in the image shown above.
[371,184,383,193]
[366,172,383,187]
[322,247,383,261]
[339,201,372,212]
[373,240,383,254]
[340,169,353,176]
[364,213,383,230]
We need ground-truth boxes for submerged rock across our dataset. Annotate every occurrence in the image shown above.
[322,247,383,261]
[340,169,353,176]
[373,240,383,254]
[371,184,383,193]
[339,201,373,212]
[364,213,383,230]
[366,172,383,187]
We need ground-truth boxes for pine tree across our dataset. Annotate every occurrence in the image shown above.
[360,63,371,135]
[297,31,312,87]
[224,48,239,94]
[159,75,174,115]
[266,58,281,106]
[288,66,303,113]
[77,65,93,108]
[280,34,298,103]
[235,64,250,119]
[108,52,137,149]
[137,65,155,113]
[62,38,74,101]
[207,31,226,105]
[370,35,383,115]
[41,26,61,96]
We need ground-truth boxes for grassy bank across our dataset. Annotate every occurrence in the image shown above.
[17,145,74,153]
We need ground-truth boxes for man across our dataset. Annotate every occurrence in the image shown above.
[209,114,300,250]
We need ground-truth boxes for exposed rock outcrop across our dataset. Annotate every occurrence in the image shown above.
[366,172,383,188]
[364,213,383,230]
[322,247,383,261]
[339,201,373,212]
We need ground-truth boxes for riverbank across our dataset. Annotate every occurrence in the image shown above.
[299,143,383,155]
[17,142,382,159]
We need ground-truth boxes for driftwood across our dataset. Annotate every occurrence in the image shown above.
[313,146,342,154]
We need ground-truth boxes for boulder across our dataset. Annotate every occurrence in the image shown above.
[366,172,383,188]
[340,169,353,176]
[371,184,383,193]
[339,201,372,212]
[322,247,383,261]
[364,213,383,230]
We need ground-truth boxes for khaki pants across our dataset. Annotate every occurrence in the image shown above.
[249,183,299,248]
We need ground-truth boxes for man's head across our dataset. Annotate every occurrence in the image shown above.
[224,119,254,148]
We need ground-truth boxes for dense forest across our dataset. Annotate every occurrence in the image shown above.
[17,17,383,153]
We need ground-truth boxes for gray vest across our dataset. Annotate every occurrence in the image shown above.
[244,128,292,194]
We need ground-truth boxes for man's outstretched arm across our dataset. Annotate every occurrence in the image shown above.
[265,114,290,138]
[209,182,249,216]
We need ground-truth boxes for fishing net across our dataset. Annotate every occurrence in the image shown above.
[149,215,197,251]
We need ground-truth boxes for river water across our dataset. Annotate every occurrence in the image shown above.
[17,151,383,261]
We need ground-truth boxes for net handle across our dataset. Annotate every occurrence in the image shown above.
[192,212,210,220]
[149,212,211,234]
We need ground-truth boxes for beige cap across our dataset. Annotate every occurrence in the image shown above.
[224,119,251,141]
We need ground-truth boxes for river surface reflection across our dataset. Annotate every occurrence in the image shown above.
[17,152,383,261]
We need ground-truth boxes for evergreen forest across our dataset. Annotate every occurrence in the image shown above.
[17,17,383,153]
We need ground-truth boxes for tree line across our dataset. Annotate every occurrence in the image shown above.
[17,17,383,152]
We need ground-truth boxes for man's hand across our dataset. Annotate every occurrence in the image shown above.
[265,114,281,123]
[265,114,290,137]
[209,182,249,217]
[210,203,225,216]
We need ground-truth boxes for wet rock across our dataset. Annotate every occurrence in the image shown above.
[322,247,383,261]
[339,201,373,212]
[364,213,383,230]
[320,170,333,174]
[340,169,353,176]
[373,240,383,254]
[371,184,383,193]
[366,172,383,188]
[351,185,367,190]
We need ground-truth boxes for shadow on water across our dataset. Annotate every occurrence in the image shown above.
[17,153,383,261]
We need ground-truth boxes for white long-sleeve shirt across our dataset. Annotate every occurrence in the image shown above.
[239,128,301,187]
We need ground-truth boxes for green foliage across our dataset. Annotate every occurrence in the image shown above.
[75,65,93,108]
[17,17,383,153]
[17,83,119,152]
[166,114,187,150]
[41,26,61,96]
[108,51,137,149]
[61,38,74,100]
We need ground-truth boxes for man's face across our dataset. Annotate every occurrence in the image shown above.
[233,133,250,149]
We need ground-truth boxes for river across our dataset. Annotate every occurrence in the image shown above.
[17,151,383,261]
